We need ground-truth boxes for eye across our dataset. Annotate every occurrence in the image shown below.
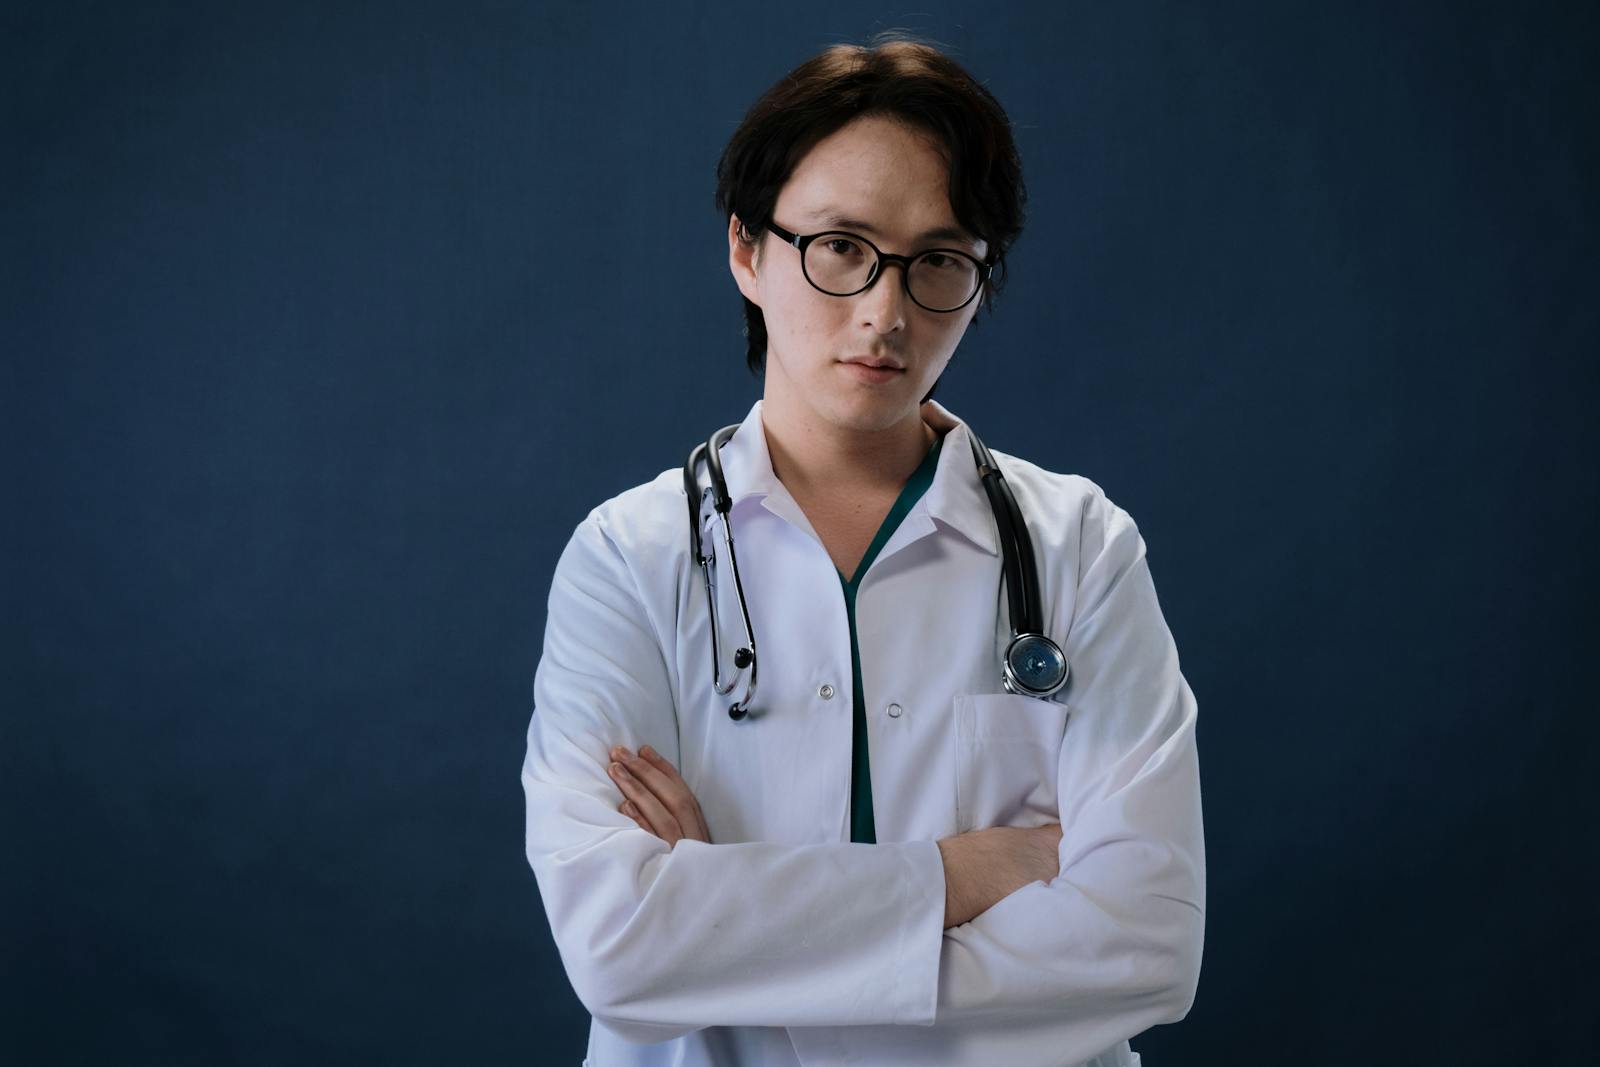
[920,252,962,270]
[821,236,865,258]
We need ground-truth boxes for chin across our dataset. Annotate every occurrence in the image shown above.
[823,393,918,431]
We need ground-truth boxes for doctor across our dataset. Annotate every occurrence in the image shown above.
[521,36,1205,1067]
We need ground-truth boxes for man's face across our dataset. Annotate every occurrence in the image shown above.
[729,113,988,434]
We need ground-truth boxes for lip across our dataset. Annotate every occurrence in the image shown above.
[841,356,905,371]
[840,360,904,384]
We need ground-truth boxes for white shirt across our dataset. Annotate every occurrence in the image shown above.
[520,397,1205,1067]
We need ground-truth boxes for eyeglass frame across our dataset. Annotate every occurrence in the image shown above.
[763,221,996,313]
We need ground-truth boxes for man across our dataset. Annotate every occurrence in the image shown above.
[522,36,1205,1067]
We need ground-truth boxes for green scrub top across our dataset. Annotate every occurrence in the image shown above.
[838,430,945,844]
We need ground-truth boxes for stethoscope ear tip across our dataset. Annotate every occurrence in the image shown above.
[728,704,749,721]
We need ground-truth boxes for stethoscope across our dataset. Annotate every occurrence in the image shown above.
[684,421,1069,720]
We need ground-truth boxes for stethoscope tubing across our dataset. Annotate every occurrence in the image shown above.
[685,418,1065,719]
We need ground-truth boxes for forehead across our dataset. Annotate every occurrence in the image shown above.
[776,114,978,246]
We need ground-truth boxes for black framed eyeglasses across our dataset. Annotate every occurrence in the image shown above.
[765,222,993,313]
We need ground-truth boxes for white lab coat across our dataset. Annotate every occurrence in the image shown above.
[521,397,1205,1067]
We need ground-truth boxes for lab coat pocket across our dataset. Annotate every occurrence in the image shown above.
[953,692,1070,833]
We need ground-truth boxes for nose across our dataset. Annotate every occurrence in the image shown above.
[857,258,909,333]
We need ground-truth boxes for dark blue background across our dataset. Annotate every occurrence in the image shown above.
[6,2,1596,1063]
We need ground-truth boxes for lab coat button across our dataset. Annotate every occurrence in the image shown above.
[818,684,835,700]
[886,702,902,718]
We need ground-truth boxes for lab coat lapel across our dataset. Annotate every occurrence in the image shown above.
[864,401,1002,571]
[694,398,824,547]
[701,396,1001,566]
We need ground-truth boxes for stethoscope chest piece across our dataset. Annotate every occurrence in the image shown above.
[1002,632,1069,699]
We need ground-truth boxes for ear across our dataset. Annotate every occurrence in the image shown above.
[728,214,763,307]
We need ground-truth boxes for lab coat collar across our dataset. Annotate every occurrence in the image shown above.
[709,397,1000,558]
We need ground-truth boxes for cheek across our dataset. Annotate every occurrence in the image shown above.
[936,309,977,350]
[763,281,843,345]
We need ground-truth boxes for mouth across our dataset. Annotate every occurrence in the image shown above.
[839,358,905,384]
[841,356,906,371]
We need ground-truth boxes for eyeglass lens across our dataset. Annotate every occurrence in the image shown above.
[803,233,979,311]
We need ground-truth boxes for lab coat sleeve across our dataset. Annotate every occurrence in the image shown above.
[520,509,948,1044]
[930,488,1206,1041]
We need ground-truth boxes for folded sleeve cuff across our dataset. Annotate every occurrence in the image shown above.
[890,839,947,1025]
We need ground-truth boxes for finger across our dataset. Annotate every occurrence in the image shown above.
[618,801,652,835]
[623,750,683,801]
[610,748,685,813]
[608,762,682,843]
[606,749,663,832]
[609,763,669,834]
[637,745,684,784]
[636,747,710,837]
[619,753,699,832]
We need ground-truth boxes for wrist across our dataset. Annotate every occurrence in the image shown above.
[936,834,970,928]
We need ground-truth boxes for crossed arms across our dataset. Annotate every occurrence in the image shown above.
[604,740,1066,929]
[520,489,1205,1050]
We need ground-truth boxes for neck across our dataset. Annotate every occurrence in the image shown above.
[761,391,938,500]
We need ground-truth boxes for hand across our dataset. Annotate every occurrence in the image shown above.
[937,822,1063,928]
[606,745,712,846]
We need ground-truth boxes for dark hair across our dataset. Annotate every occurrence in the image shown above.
[714,34,1027,403]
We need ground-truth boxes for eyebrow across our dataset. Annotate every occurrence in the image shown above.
[806,209,979,248]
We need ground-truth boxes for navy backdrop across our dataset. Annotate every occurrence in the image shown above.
[6,2,1597,1063]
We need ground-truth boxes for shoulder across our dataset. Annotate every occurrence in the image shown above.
[986,448,1139,555]
[582,466,685,556]
[554,466,687,597]
[983,449,1153,639]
